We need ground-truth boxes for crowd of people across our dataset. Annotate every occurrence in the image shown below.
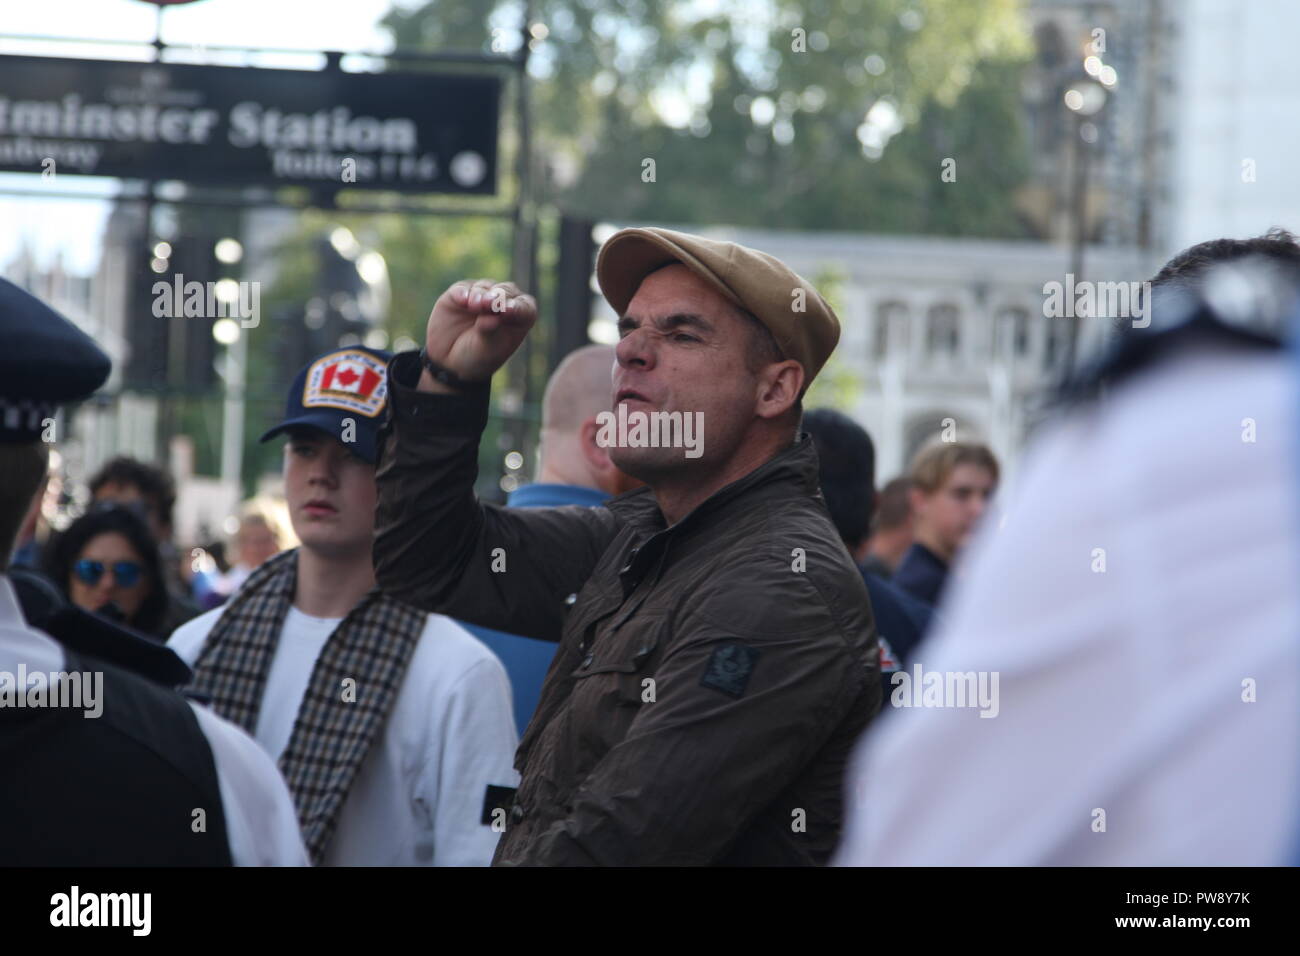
[7,354,993,739]
[12,459,296,637]
[1,223,1296,866]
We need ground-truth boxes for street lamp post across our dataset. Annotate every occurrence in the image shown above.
[212,236,245,506]
[214,317,245,508]
[1062,79,1108,373]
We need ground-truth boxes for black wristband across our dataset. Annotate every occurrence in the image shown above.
[417,348,490,393]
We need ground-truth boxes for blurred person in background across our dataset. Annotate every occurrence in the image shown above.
[198,498,295,608]
[464,344,640,737]
[44,505,169,639]
[88,456,201,632]
[803,408,935,692]
[189,540,223,611]
[189,534,230,611]
[835,231,1300,866]
[892,442,999,607]
[207,539,230,575]
[862,477,915,578]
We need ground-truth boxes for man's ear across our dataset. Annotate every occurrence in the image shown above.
[579,417,616,481]
[908,486,928,520]
[755,360,805,421]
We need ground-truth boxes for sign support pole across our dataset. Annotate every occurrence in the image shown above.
[506,0,539,489]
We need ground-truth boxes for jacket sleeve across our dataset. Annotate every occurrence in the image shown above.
[513,590,873,865]
[427,654,520,867]
[373,351,619,642]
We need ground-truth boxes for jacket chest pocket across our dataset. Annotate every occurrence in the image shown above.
[569,619,663,719]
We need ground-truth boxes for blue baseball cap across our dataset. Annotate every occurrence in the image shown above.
[259,345,393,464]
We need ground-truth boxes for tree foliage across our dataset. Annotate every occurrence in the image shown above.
[383,0,1033,234]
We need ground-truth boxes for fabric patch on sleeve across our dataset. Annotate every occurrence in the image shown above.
[481,784,517,826]
[699,642,761,699]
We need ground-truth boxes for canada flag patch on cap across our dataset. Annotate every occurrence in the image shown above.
[302,350,388,418]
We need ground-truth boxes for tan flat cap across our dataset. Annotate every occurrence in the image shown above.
[595,227,840,383]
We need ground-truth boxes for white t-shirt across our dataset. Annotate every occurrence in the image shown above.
[0,576,308,867]
[834,342,1300,866]
[170,601,519,866]
[256,606,342,761]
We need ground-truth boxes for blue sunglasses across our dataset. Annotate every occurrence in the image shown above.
[73,559,144,588]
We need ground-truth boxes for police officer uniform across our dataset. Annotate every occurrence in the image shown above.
[0,276,307,866]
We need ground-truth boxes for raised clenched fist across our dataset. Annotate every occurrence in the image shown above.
[421,278,538,392]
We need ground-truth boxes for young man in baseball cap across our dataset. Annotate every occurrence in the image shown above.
[374,228,881,866]
[169,345,518,866]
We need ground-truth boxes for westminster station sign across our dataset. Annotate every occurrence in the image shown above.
[0,54,501,194]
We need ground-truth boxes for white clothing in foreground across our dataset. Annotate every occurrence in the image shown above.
[188,704,311,866]
[170,603,519,866]
[835,343,1300,865]
[0,575,308,866]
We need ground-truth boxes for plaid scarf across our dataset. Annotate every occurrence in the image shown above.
[188,548,425,864]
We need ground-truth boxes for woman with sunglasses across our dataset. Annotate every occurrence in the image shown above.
[44,506,169,639]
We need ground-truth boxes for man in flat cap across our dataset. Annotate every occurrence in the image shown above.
[374,228,880,866]
[0,277,306,865]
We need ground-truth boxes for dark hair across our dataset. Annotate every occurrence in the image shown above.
[873,477,913,533]
[737,306,785,370]
[88,456,176,534]
[44,506,168,637]
[1151,228,1300,289]
[803,408,875,549]
[736,305,805,422]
